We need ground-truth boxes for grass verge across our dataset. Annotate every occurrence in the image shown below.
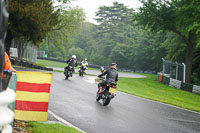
[37,59,66,68]
[117,74,200,112]
[29,122,82,133]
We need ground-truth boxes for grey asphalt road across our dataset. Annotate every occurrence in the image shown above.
[49,72,200,133]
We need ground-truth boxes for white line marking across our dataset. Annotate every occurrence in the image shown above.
[48,110,87,133]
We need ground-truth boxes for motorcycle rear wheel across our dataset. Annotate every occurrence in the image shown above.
[103,92,111,106]
[64,70,69,79]
[79,70,83,76]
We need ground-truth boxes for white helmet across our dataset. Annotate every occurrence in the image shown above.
[72,55,76,59]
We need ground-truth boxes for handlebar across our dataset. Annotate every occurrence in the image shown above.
[98,76,105,79]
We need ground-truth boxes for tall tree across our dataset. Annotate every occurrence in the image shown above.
[6,0,60,54]
[134,0,200,83]
[39,7,85,59]
[95,2,134,59]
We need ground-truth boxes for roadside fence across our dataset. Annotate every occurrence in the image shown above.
[158,73,200,95]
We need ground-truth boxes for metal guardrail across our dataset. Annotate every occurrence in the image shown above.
[158,73,200,95]
[10,58,53,71]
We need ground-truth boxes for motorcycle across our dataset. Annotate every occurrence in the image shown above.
[79,64,87,76]
[64,66,73,79]
[96,77,116,106]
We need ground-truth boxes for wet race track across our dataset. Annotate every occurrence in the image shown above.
[48,71,200,133]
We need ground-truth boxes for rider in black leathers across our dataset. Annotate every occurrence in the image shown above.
[98,63,118,93]
[64,55,77,73]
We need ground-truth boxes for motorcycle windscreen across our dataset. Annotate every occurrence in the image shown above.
[109,87,115,94]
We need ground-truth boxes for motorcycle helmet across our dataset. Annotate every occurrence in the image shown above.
[84,58,87,61]
[100,66,104,73]
[72,55,76,59]
[110,63,117,69]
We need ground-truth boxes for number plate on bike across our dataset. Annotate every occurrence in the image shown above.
[109,87,115,94]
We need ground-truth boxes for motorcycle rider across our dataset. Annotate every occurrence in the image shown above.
[98,63,118,93]
[79,58,88,72]
[64,55,77,74]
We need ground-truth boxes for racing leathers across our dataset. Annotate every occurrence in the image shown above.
[79,60,88,71]
[65,58,77,72]
[98,67,118,92]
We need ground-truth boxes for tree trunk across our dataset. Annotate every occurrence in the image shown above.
[185,43,195,83]
[5,30,14,56]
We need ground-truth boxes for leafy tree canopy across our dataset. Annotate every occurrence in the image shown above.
[8,0,60,46]
[134,0,200,83]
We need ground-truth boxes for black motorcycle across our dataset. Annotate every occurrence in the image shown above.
[64,66,73,79]
[96,77,116,106]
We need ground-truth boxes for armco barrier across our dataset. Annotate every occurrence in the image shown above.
[158,73,200,95]
[0,74,17,133]
[180,82,193,92]
[192,85,200,94]
[169,78,181,89]
[10,58,53,71]
[162,76,170,85]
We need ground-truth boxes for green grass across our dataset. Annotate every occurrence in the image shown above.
[29,122,82,133]
[117,74,200,112]
[37,59,67,68]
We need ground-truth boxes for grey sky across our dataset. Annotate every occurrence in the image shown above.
[71,0,142,24]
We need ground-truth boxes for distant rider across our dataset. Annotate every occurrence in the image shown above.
[79,58,88,72]
[65,55,77,74]
[98,63,118,93]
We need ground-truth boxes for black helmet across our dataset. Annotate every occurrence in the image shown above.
[110,63,117,69]
[110,63,117,66]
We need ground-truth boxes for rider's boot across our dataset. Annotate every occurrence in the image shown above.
[98,86,103,93]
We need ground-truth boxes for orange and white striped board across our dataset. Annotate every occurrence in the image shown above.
[14,71,52,121]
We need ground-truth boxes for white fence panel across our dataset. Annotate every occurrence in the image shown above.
[169,78,182,89]
[192,85,200,94]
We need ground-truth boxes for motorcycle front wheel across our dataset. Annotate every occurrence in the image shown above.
[65,70,69,79]
[79,69,83,76]
[96,91,101,101]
